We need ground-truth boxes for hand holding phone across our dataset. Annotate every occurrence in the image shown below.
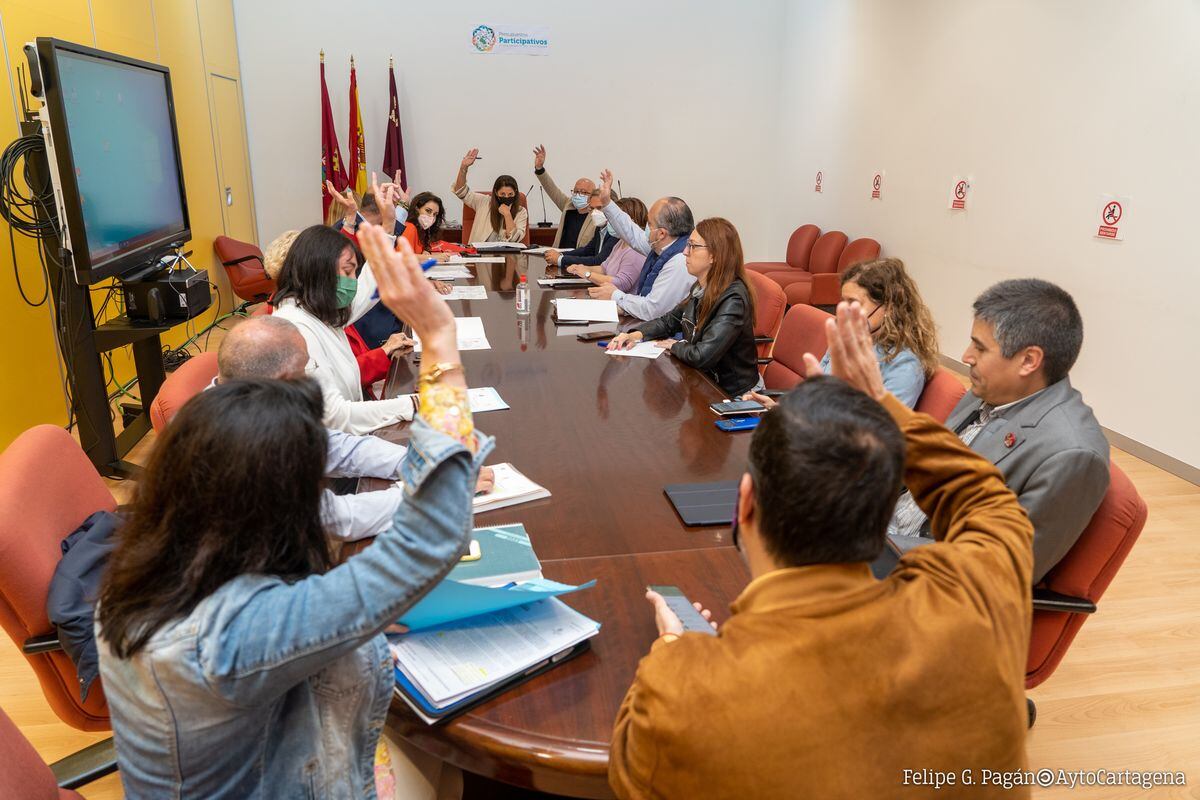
[647,585,718,636]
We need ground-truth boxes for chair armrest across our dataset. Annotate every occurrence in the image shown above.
[1032,588,1097,614]
[22,632,62,655]
[220,254,263,268]
[809,273,843,306]
[50,737,118,790]
[760,389,787,399]
[754,335,775,345]
[757,357,773,366]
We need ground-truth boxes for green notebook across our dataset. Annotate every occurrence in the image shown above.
[448,524,542,587]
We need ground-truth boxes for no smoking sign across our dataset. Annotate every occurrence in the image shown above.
[948,175,972,211]
[1095,194,1130,241]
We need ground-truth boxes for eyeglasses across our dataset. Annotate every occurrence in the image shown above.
[683,242,709,253]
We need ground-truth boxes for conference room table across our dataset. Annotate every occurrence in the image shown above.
[362,253,754,798]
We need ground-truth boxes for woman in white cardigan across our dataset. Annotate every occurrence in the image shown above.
[272,225,414,434]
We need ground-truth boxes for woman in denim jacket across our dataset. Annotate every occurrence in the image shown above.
[96,231,490,799]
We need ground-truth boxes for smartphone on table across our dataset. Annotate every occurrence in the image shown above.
[709,399,766,417]
[647,585,717,636]
[576,330,616,342]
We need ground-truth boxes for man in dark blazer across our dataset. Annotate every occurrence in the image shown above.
[889,279,1110,582]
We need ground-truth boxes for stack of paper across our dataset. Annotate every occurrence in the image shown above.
[471,241,526,252]
[524,246,574,255]
[413,317,490,351]
[440,285,489,301]
[555,298,619,323]
[390,599,600,723]
[606,341,666,359]
[472,464,550,513]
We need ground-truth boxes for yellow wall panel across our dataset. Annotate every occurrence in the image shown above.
[196,0,239,78]
[91,0,158,63]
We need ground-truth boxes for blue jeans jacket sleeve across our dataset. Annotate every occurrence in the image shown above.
[197,419,495,706]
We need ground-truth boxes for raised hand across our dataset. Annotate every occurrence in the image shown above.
[461,148,479,169]
[802,301,886,401]
[371,172,397,229]
[597,169,614,206]
[390,170,410,205]
[326,181,357,217]
[533,144,546,170]
[357,224,455,348]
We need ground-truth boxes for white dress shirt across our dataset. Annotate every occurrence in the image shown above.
[321,429,408,541]
[601,200,695,321]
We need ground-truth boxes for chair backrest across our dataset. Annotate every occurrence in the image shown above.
[0,705,66,800]
[914,367,967,424]
[784,224,821,270]
[0,426,114,731]
[744,271,787,363]
[837,237,881,272]
[1025,461,1147,689]
[763,305,831,390]
[807,231,848,274]
[213,236,276,303]
[149,352,220,432]
[461,191,532,246]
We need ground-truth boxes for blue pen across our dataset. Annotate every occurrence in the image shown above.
[597,341,609,348]
[371,258,440,299]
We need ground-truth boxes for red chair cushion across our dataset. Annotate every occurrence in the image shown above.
[764,270,814,290]
[914,368,966,424]
[214,236,276,303]
[149,352,220,432]
[783,281,814,307]
[763,305,831,391]
[0,706,62,800]
[745,261,791,275]
[837,237,881,272]
[784,224,821,270]
[808,231,848,274]
[744,272,786,363]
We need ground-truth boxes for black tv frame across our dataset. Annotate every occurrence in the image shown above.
[33,37,191,285]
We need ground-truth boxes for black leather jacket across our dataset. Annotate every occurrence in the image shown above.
[635,278,759,397]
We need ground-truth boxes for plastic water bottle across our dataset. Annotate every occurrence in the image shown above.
[516,274,530,315]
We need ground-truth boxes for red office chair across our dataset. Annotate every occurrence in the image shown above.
[745,271,787,370]
[808,237,882,307]
[914,368,967,424]
[213,236,275,314]
[149,352,220,432]
[761,305,831,393]
[772,230,848,306]
[0,427,119,781]
[0,704,114,795]
[1024,462,1147,725]
[461,192,532,246]
[746,224,820,275]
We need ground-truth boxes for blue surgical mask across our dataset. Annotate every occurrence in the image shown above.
[335,275,358,308]
[570,193,589,210]
[606,223,616,237]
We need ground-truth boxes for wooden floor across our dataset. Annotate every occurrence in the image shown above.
[3,337,1198,799]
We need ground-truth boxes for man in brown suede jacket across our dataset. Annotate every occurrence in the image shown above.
[610,303,1035,799]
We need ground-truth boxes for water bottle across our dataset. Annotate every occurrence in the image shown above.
[516,274,530,315]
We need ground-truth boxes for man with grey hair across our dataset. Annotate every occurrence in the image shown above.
[587,168,696,320]
[889,278,1109,582]
[215,316,493,541]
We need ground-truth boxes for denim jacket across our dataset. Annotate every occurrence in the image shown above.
[96,419,494,799]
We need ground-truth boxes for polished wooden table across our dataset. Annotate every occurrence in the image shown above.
[366,255,752,798]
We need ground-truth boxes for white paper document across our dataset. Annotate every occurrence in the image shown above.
[426,265,474,280]
[470,241,526,251]
[606,341,665,359]
[413,317,490,352]
[555,298,619,323]
[446,256,505,264]
[467,387,509,413]
[471,463,551,513]
[537,277,592,287]
[524,246,574,255]
[440,285,488,301]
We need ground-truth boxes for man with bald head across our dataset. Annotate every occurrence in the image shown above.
[587,169,696,321]
[532,144,616,268]
[214,316,492,541]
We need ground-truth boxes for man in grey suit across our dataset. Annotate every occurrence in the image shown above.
[889,279,1110,582]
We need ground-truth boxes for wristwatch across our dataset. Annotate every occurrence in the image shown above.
[417,362,463,390]
[584,271,592,279]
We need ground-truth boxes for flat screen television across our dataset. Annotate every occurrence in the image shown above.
[30,38,190,285]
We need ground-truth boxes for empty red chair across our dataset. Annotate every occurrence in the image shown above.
[1025,463,1146,710]
[746,224,820,275]
[914,368,967,424]
[807,237,882,306]
[772,230,848,305]
[0,426,114,732]
[0,704,116,795]
[461,192,532,246]
[744,271,787,368]
[213,236,276,314]
[149,352,220,432]
[762,305,832,392]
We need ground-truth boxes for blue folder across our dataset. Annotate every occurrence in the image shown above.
[398,577,596,631]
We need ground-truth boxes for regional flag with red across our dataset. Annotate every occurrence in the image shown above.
[320,51,348,218]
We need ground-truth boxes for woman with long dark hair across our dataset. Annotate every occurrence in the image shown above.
[451,148,528,243]
[271,224,414,433]
[96,230,490,798]
[608,217,761,397]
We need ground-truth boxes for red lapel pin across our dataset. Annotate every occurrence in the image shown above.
[1004,432,1016,448]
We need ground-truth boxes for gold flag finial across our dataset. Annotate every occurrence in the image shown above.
[350,54,355,67]
[319,50,325,63]
[389,56,394,68]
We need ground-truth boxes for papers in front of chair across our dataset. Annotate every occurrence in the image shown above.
[537,277,592,287]
[413,317,490,351]
[440,285,488,301]
[471,241,526,251]
[445,256,505,264]
[471,464,550,513]
[467,387,509,413]
[524,246,575,255]
[555,298,619,322]
[606,341,665,359]
[426,265,474,279]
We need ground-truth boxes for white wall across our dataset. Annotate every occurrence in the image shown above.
[233,0,786,259]
[774,0,1200,469]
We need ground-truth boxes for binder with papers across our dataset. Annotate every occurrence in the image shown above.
[472,463,550,513]
[398,575,595,631]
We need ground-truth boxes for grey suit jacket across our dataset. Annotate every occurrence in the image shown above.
[927,377,1110,583]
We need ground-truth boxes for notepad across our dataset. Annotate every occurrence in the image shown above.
[426,265,474,279]
[449,523,543,586]
[413,317,490,351]
[472,464,550,513]
[440,285,488,301]
[605,341,665,359]
[524,246,575,255]
[555,298,619,322]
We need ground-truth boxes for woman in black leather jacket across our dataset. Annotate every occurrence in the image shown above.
[607,217,761,397]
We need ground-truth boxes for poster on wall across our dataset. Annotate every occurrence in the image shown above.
[948,176,971,210]
[814,171,823,193]
[1094,194,1129,241]
[870,171,884,200]
[469,24,551,56]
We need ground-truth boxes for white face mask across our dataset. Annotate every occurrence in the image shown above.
[417,213,436,230]
[590,210,606,226]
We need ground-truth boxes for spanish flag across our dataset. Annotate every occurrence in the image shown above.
[347,56,367,197]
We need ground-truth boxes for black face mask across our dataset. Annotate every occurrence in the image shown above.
[495,196,516,206]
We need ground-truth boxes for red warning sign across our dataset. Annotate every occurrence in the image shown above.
[952,180,967,210]
[871,172,882,199]
[1097,201,1121,238]
[814,171,823,193]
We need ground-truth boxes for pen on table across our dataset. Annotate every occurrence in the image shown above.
[371,258,439,299]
